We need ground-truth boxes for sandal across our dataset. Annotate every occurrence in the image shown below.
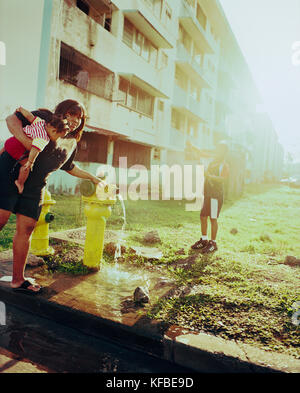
[12,280,43,295]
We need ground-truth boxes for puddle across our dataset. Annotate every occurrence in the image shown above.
[85,263,151,318]
[54,260,174,323]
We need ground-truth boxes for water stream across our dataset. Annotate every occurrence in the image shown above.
[113,193,126,262]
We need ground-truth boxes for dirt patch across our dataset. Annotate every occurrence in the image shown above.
[51,243,84,262]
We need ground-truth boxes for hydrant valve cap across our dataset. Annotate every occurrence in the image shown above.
[80,180,96,197]
[45,213,55,223]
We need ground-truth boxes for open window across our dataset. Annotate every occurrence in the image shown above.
[59,42,114,100]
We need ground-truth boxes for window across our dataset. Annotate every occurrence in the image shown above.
[118,77,154,117]
[128,85,137,109]
[175,66,188,91]
[179,25,191,52]
[118,78,129,103]
[196,4,207,29]
[59,42,114,100]
[188,120,198,138]
[76,0,89,15]
[104,17,111,32]
[171,109,181,130]
[134,31,143,55]
[153,147,160,160]
[123,18,158,67]
[142,38,150,61]
[138,91,152,115]
[123,19,134,47]
[149,45,158,67]
[113,140,151,169]
[163,4,172,27]
[76,132,108,163]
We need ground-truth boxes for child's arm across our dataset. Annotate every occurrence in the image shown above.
[23,146,40,170]
[16,107,36,124]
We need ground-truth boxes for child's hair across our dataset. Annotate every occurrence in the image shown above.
[48,114,69,134]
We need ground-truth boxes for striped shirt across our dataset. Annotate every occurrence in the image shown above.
[23,116,50,151]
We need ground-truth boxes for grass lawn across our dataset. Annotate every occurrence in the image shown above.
[0,184,299,358]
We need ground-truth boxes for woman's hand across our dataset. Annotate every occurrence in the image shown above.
[67,165,107,187]
[90,175,107,188]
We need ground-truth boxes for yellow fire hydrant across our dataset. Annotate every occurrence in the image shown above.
[80,180,116,270]
[30,189,56,256]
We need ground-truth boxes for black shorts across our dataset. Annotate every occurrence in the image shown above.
[200,194,223,219]
[0,151,42,221]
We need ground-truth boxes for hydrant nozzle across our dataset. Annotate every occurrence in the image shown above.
[30,189,56,256]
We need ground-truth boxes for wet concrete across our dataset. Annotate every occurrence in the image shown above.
[0,304,193,373]
[0,240,299,373]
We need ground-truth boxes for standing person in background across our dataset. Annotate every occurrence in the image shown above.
[191,141,230,254]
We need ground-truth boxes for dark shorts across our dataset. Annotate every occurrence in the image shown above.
[200,194,223,219]
[0,151,42,221]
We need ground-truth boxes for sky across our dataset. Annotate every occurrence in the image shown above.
[219,0,300,162]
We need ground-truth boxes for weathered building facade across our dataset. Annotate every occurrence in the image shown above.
[0,0,284,197]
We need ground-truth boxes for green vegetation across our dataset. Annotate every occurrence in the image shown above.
[115,184,300,358]
[42,242,89,276]
[0,184,299,357]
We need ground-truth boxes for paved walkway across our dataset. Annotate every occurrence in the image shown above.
[0,242,299,373]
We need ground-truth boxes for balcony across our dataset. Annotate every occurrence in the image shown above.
[118,73,168,99]
[60,3,118,72]
[176,44,211,89]
[172,85,207,122]
[53,80,158,146]
[114,0,176,48]
[169,127,186,151]
[60,3,171,99]
[179,0,217,54]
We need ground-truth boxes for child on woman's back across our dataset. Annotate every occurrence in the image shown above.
[0,106,69,193]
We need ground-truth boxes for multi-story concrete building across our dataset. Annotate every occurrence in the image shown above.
[0,0,284,195]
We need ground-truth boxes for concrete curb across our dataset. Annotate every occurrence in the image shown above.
[0,283,299,373]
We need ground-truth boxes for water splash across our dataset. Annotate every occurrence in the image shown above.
[114,193,127,262]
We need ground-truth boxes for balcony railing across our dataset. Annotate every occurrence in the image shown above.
[180,0,217,53]
[176,44,211,88]
[173,85,207,122]
[117,0,175,48]
[142,0,173,30]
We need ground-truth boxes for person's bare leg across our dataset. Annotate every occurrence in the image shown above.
[0,209,11,231]
[11,214,40,291]
[210,218,218,241]
[200,216,208,237]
